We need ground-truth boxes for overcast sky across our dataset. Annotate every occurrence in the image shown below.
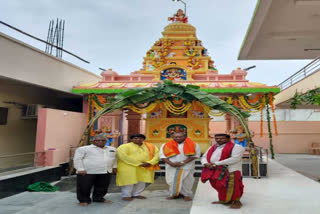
[0,0,311,86]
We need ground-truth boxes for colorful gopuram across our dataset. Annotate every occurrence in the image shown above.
[72,10,280,152]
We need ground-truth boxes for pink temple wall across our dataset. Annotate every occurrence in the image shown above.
[35,108,320,167]
[35,108,87,166]
[100,68,248,83]
[210,121,320,154]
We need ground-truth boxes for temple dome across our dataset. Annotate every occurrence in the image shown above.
[162,23,196,36]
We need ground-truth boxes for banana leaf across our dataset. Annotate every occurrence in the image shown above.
[74,80,259,177]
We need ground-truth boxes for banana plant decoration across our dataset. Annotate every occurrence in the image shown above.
[75,80,259,176]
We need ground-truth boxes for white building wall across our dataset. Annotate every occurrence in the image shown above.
[210,109,320,122]
[0,32,101,93]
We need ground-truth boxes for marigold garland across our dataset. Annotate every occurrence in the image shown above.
[232,97,241,108]
[87,93,277,138]
[265,94,275,159]
[209,110,225,117]
[127,102,158,114]
[260,103,264,137]
[238,96,264,113]
[94,102,103,111]
[197,102,225,117]
[87,94,95,138]
[225,97,233,104]
[87,94,114,141]
[238,96,264,110]
[164,100,192,114]
[268,93,278,136]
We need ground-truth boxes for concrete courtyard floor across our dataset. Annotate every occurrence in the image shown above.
[191,155,320,214]
[0,176,197,214]
[0,154,319,214]
[274,154,320,181]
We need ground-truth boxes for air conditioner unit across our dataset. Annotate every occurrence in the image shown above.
[21,104,43,119]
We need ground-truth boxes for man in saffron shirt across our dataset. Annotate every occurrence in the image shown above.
[201,134,245,209]
[160,132,201,201]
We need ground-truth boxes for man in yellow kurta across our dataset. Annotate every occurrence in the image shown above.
[116,134,159,201]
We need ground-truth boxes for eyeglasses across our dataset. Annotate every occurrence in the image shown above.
[94,140,105,142]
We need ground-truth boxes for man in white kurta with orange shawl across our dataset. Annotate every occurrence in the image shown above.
[116,134,159,201]
[160,132,201,201]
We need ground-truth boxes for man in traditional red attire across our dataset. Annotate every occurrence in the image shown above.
[201,133,245,209]
[160,132,200,201]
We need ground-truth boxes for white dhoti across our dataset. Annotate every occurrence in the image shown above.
[121,182,146,197]
[165,166,194,197]
[160,141,201,198]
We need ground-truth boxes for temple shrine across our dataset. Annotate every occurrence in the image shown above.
[72,10,280,152]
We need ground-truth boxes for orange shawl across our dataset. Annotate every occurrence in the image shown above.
[144,142,160,171]
[163,138,196,158]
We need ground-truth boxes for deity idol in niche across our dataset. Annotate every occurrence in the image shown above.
[183,39,194,46]
[229,126,254,148]
[141,61,146,70]
[195,40,202,47]
[185,47,197,57]
[168,9,188,23]
[162,68,185,81]
[188,57,201,70]
[154,40,163,46]
[158,47,169,57]
[202,48,208,56]
[101,126,121,146]
[208,60,217,71]
[147,50,155,58]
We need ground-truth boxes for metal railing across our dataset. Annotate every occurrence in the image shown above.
[242,146,268,178]
[278,56,320,91]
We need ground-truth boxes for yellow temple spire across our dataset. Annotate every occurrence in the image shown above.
[138,9,218,81]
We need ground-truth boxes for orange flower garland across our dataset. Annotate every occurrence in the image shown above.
[268,93,278,136]
[260,103,264,137]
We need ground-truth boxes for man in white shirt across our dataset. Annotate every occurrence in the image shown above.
[201,133,245,209]
[160,132,201,201]
[73,135,117,206]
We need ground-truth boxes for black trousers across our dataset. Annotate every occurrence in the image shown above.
[76,173,111,203]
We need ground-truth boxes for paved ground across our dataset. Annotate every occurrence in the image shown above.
[191,159,320,214]
[1,154,319,214]
[0,176,198,214]
[274,154,320,181]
